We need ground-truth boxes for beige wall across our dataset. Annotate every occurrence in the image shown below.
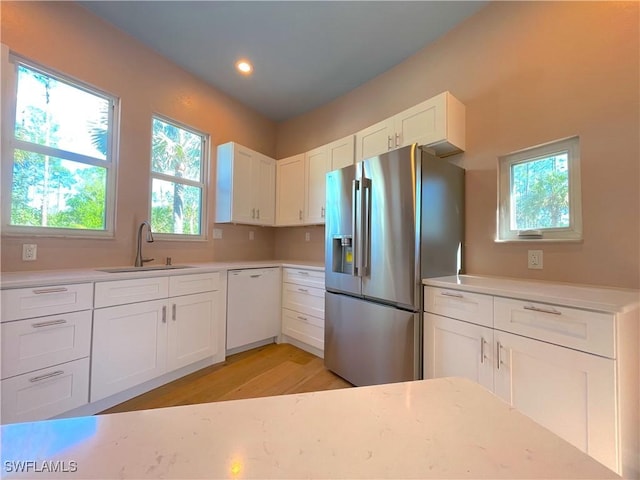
[2,2,639,289]
[0,1,278,271]
[276,1,640,289]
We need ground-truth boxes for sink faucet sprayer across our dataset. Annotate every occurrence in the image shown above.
[134,221,155,267]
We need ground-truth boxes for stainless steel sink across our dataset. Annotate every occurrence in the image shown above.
[97,265,194,273]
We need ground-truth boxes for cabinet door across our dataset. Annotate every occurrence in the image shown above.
[355,118,394,161]
[395,94,446,149]
[231,145,256,224]
[254,153,276,225]
[423,313,494,391]
[167,292,218,371]
[493,330,618,473]
[91,300,168,402]
[276,154,305,225]
[327,135,355,171]
[304,146,329,224]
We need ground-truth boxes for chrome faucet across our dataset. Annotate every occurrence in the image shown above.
[134,221,155,267]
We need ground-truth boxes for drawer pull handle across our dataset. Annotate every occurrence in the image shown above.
[250,274,262,278]
[32,287,68,295]
[440,291,463,298]
[297,288,309,293]
[524,305,561,315]
[297,271,309,276]
[32,319,68,328]
[29,370,64,383]
[297,315,308,322]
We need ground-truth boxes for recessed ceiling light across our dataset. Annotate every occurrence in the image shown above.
[236,60,253,75]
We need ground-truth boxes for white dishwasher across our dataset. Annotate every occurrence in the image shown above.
[226,268,281,353]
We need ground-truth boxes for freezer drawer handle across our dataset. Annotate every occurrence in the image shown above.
[32,287,68,295]
[440,291,464,299]
[523,305,562,315]
[32,319,68,328]
[29,370,64,383]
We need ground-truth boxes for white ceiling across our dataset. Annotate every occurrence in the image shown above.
[79,1,488,122]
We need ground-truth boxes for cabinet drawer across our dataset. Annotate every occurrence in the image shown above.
[282,283,324,318]
[94,276,169,308]
[1,357,90,424]
[282,308,324,350]
[169,272,222,297]
[283,268,325,289]
[424,287,493,328]
[494,298,615,358]
[1,283,93,322]
[1,310,92,380]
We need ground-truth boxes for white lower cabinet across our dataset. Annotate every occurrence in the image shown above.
[423,284,637,477]
[424,313,493,391]
[168,292,220,371]
[1,283,94,424]
[91,299,168,402]
[493,330,617,470]
[91,273,225,402]
[1,358,90,424]
[280,268,325,356]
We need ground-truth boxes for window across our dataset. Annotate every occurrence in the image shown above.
[497,136,582,242]
[2,55,118,236]
[150,116,207,238]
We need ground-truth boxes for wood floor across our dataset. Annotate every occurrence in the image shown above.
[99,343,353,415]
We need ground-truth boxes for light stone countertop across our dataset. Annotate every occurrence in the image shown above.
[0,377,618,479]
[0,260,324,289]
[423,274,640,314]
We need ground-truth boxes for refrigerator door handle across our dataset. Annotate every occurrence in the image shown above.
[352,179,360,277]
[362,177,372,276]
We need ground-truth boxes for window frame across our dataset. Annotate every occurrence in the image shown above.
[497,136,582,243]
[1,49,119,238]
[149,114,209,241]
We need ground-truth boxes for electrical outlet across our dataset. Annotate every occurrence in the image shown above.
[528,250,543,269]
[213,228,223,240]
[305,232,311,242]
[249,231,255,241]
[22,244,37,261]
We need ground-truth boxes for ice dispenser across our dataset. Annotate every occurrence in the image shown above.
[332,235,353,275]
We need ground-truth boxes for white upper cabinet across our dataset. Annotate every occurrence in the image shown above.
[215,142,276,226]
[276,154,305,226]
[327,135,355,171]
[304,145,330,224]
[355,91,466,161]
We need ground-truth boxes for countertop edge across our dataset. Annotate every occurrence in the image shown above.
[423,274,640,314]
[0,260,325,289]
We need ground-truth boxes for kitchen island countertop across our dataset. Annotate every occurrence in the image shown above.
[0,377,617,479]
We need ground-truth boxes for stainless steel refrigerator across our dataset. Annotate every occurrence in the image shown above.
[324,143,464,386]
